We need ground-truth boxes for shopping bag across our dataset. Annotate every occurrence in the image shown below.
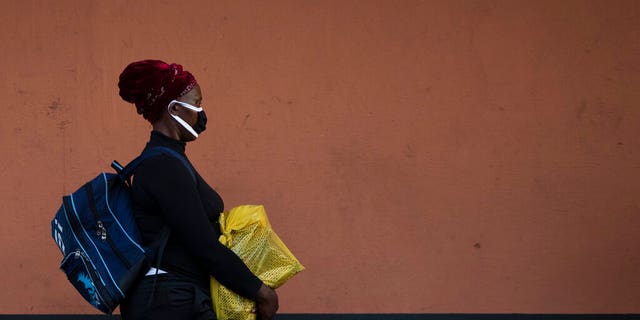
[211,205,304,320]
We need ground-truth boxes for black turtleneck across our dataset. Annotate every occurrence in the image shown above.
[131,131,262,299]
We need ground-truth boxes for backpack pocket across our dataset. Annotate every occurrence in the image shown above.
[60,249,114,314]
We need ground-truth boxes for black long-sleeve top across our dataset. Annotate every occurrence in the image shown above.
[131,131,262,299]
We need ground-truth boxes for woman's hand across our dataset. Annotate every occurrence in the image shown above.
[255,283,278,320]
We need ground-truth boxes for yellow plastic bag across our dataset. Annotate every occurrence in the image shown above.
[211,205,304,320]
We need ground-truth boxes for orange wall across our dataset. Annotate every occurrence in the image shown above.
[1,0,639,314]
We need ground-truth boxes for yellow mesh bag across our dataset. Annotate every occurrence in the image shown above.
[211,205,304,320]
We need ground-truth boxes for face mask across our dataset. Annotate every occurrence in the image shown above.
[167,100,207,138]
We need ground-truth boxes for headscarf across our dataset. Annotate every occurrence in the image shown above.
[118,60,198,123]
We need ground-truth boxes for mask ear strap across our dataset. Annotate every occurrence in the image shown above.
[167,102,199,138]
[170,100,203,112]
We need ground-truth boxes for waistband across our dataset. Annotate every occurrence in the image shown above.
[145,267,168,276]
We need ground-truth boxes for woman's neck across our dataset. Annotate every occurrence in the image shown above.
[152,119,180,141]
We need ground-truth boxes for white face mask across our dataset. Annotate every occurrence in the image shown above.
[167,100,204,138]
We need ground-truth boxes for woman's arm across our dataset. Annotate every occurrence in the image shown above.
[137,154,264,299]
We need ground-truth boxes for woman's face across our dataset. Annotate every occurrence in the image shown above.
[173,84,204,141]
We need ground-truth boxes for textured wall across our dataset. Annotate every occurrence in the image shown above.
[0,0,639,314]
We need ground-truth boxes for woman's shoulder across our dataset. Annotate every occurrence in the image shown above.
[134,152,194,182]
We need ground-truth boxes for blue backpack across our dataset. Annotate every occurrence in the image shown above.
[51,146,194,314]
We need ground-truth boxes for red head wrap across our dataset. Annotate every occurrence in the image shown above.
[118,60,198,123]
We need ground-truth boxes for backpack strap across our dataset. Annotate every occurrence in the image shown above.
[112,146,196,183]
[110,146,197,306]
[147,225,170,308]
[111,146,197,261]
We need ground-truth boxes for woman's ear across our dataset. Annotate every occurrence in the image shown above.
[168,103,181,116]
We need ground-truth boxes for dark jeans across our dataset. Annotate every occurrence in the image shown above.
[120,273,216,320]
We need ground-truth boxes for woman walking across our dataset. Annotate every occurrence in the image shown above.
[117,60,278,320]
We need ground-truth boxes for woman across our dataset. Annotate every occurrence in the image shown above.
[117,60,278,320]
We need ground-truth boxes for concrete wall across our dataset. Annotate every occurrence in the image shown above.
[0,0,639,314]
